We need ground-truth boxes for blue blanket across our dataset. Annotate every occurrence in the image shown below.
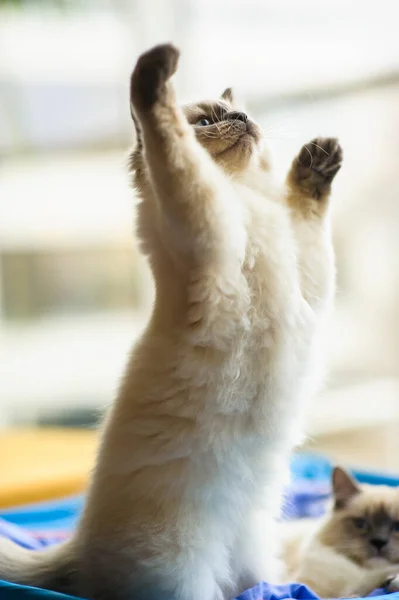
[1,454,399,600]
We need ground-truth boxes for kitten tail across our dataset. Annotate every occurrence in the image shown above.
[0,536,77,594]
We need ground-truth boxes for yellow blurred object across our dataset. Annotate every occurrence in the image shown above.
[0,428,98,508]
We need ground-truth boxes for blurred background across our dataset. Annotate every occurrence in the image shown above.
[1,0,399,507]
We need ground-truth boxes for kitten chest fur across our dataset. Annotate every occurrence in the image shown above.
[80,181,318,575]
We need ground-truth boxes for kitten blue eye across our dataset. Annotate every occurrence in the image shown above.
[353,517,367,530]
[393,521,399,532]
[195,118,211,127]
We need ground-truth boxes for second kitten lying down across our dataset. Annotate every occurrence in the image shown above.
[283,467,399,597]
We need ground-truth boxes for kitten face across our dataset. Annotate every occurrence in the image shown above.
[183,96,264,174]
[129,88,267,193]
[319,467,399,566]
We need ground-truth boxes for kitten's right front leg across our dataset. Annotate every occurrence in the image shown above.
[130,45,248,342]
[130,44,245,268]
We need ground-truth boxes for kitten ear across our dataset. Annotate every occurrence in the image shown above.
[221,87,234,104]
[332,466,360,509]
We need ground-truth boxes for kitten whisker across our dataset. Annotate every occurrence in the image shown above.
[210,105,222,135]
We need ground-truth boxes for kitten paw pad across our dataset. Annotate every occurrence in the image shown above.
[292,137,343,199]
[130,43,180,110]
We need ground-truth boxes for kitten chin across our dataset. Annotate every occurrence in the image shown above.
[184,98,266,176]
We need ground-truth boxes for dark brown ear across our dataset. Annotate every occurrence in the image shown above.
[221,87,234,103]
[332,466,360,509]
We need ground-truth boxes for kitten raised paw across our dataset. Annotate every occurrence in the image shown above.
[290,137,343,201]
[130,43,180,111]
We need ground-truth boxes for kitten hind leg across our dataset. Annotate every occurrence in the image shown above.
[231,512,282,596]
[83,560,225,600]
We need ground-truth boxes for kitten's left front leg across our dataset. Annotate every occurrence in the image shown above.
[386,574,399,593]
[287,137,343,211]
[285,137,343,311]
[348,566,399,597]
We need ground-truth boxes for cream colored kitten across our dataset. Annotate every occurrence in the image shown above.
[0,44,342,600]
[282,467,399,597]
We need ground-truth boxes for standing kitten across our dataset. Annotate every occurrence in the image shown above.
[0,44,342,600]
[283,467,399,597]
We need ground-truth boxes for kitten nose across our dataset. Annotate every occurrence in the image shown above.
[370,538,388,551]
[227,111,248,123]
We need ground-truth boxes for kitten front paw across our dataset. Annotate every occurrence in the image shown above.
[385,575,399,593]
[130,43,180,111]
[290,137,343,200]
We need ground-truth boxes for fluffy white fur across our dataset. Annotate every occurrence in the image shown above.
[0,44,341,600]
